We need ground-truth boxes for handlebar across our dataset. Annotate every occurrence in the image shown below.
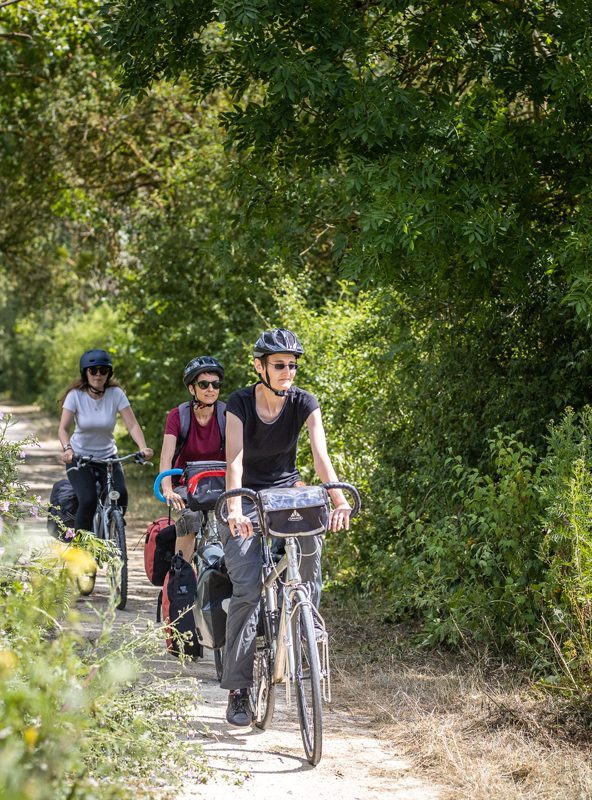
[72,452,148,469]
[153,468,184,503]
[215,488,259,525]
[322,482,361,518]
[214,482,361,527]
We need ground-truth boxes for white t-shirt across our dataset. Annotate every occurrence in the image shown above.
[63,387,130,458]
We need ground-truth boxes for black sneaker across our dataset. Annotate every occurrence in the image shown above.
[226,690,253,727]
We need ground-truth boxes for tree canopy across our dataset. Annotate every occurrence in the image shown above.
[103,0,592,306]
[3,0,592,659]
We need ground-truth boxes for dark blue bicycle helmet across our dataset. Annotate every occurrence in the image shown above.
[79,349,113,379]
[183,356,224,387]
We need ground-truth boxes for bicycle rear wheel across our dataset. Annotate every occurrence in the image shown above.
[76,571,96,596]
[108,510,128,610]
[292,590,323,765]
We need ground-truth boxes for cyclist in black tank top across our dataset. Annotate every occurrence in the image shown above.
[221,328,352,726]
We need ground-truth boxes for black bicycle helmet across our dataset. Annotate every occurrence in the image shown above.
[79,349,113,378]
[183,356,224,387]
[253,329,304,358]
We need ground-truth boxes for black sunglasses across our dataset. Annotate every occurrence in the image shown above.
[195,379,223,390]
[88,366,110,376]
[268,361,298,371]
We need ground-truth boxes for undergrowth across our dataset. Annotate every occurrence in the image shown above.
[0,412,207,800]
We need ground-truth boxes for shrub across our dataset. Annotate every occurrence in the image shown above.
[0,414,204,799]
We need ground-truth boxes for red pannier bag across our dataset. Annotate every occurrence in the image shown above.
[144,516,176,586]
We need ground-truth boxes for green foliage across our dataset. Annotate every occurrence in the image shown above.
[352,403,592,684]
[103,0,592,312]
[536,410,592,693]
[384,430,545,648]
[0,413,204,799]
[5,304,123,407]
[6,0,592,693]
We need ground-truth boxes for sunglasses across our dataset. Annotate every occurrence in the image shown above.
[195,379,223,390]
[268,362,298,371]
[88,366,110,376]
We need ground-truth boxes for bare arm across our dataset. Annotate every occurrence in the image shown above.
[119,405,153,459]
[58,408,76,464]
[225,411,253,537]
[306,408,351,531]
[159,432,185,510]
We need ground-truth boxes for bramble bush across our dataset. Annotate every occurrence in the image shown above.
[0,414,205,799]
[348,404,592,693]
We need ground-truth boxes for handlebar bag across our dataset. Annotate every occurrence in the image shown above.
[258,486,330,537]
[185,461,227,512]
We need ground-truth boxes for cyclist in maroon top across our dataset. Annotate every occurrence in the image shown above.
[159,356,226,561]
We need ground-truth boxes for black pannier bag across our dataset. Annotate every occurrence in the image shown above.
[258,486,330,537]
[185,460,226,512]
[160,553,203,660]
[193,541,232,650]
[47,478,78,539]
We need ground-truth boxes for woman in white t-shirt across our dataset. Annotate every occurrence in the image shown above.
[57,349,153,532]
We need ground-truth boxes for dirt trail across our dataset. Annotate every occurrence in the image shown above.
[5,402,440,800]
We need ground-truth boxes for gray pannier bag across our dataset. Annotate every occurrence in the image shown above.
[258,486,330,537]
[193,541,232,650]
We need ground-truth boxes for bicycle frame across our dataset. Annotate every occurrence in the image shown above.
[73,453,141,537]
[262,536,332,703]
[72,452,146,610]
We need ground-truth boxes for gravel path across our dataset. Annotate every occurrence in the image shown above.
[4,402,440,800]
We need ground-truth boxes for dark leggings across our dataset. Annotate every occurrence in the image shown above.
[66,462,128,532]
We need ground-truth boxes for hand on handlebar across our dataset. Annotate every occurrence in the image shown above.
[163,488,185,511]
[228,511,254,539]
[62,449,75,465]
[329,504,352,533]
[140,447,154,460]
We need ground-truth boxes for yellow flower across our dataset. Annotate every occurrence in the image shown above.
[60,547,97,579]
[0,650,18,676]
[23,726,39,749]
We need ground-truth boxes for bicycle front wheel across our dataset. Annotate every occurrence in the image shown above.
[108,510,128,610]
[292,590,323,765]
[252,646,275,730]
[214,646,224,682]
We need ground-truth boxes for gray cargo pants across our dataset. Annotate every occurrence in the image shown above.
[219,500,323,691]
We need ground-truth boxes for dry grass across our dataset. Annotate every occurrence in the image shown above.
[324,595,592,800]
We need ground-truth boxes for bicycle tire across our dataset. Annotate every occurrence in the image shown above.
[252,646,275,730]
[292,590,323,765]
[76,571,96,596]
[108,510,128,610]
[214,647,224,682]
